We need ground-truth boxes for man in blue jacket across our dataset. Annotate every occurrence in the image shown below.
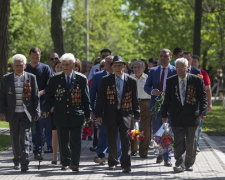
[144,48,177,167]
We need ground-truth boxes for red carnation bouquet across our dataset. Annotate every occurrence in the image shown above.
[128,122,145,141]
[153,123,173,152]
[82,120,93,139]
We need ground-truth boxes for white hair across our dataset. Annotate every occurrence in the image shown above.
[12,54,27,64]
[175,57,188,67]
[60,53,76,64]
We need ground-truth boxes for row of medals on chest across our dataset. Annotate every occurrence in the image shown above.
[55,84,81,102]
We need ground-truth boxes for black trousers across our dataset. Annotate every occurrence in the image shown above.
[172,126,198,169]
[106,110,131,168]
[9,112,30,166]
[57,125,82,167]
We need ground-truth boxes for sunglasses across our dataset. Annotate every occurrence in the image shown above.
[50,57,59,61]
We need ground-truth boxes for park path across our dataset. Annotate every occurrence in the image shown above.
[0,128,225,180]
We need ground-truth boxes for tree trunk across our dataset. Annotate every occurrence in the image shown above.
[0,0,10,82]
[51,0,65,56]
[193,0,202,56]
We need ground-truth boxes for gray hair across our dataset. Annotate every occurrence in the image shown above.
[175,57,188,67]
[60,53,76,64]
[105,55,114,60]
[132,60,145,68]
[12,54,27,64]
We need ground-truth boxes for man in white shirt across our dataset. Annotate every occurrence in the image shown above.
[131,60,151,158]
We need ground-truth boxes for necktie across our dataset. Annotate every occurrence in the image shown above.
[181,79,186,105]
[66,76,70,89]
[116,77,121,109]
[159,68,165,92]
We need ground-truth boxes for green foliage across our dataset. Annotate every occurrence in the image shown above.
[203,101,225,136]
[0,135,11,152]
[0,122,9,128]
[9,0,53,64]
[7,0,225,69]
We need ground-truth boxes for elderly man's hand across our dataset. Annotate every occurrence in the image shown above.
[200,114,206,120]
[34,115,40,121]
[0,114,5,121]
[96,117,102,125]
[39,90,45,97]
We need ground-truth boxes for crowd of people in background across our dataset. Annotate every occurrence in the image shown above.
[0,46,218,173]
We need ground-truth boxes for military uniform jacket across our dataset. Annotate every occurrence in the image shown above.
[0,72,40,122]
[161,74,207,127]
[45,71,91,127]
[95,73,140,129]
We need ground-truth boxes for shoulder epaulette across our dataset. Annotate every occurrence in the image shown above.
[75,71,87,79]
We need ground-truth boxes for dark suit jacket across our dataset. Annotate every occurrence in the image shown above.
[161,74,207,127]
[144,64,177,110]
[89,70,107,111]
[45,71,91,128]
[0,72,40,122]
[95,73,140,129]
[190,66,201,75]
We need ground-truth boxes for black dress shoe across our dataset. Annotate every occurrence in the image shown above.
[70,165,79,172]
[21,166,28,172]
[131,152,137,156]
[185,166,193,171]
[34,153,43,160]
[89,146,97,152]
[94,157,105,165]
[164,160,172,167]
[122,167,131,173]
[61,166,69,170]
[173,166,184,173]
[14,164,20,170]
[156,155,163,163]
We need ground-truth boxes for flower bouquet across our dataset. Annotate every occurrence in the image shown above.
[128,121,145,141]
[150,92,165,118]
[153,123,173,152]
[82,120,93,139]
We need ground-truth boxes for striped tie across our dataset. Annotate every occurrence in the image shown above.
[116,77,121,109]
[181,79,186,105]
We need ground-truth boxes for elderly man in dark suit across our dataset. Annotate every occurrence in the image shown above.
[144,48,177,166]
[44,53,91,172]
[90,55,121,165]
[161,57,207,173]
[0,54,40,172]
[95,56,140,173]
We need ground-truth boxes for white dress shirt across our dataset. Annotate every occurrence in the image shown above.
[160,65,169,92]
[131,73,151,99]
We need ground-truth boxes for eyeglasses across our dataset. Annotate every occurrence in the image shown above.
[102,55,109,58]
[50,57,59,61]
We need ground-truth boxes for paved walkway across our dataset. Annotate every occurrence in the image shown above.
[0,128,225,179]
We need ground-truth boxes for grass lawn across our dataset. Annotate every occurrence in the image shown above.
[203,100,225,136]
[0,135,11,152]
[0,121,9,128]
